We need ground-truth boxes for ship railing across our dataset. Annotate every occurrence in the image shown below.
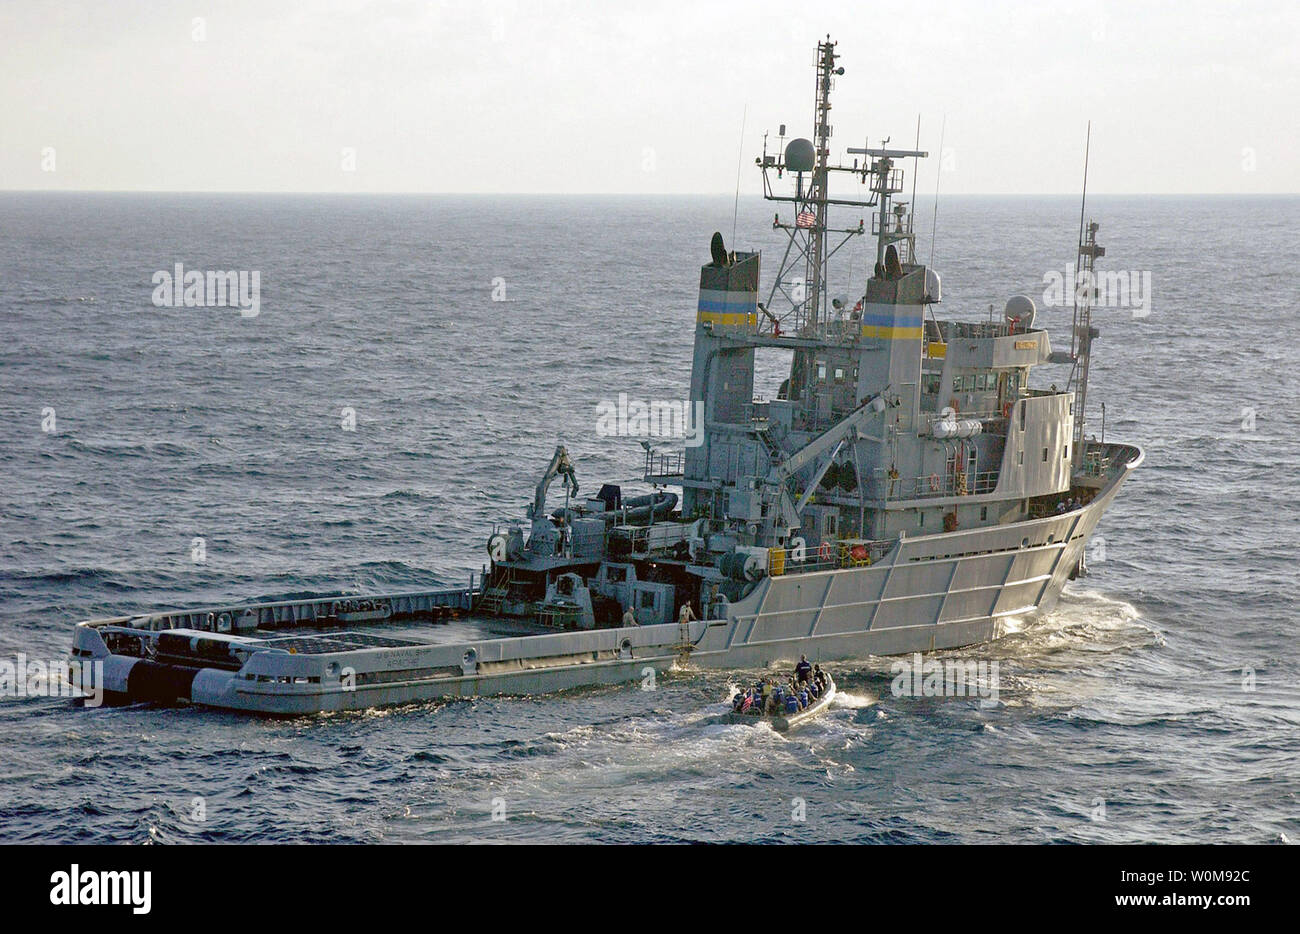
[1078,449,1111,478]
[537,604,583,629]
[613,523,650,543]
[644,449,685,480]
[1028,490,1096,518]
[767,538,894,576]
[756,305,801,337]
[833,316,865,341]
[872,167,905,194]
[870,212,913,239]
[727,400,776,430]
[756,314,862,344]
[872,469,1001,500]
[945,320,1023,340]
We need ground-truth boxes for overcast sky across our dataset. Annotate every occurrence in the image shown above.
[1,0,1295,194]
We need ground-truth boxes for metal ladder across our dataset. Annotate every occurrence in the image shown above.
[674,618,696,666]
[475,567,511,615]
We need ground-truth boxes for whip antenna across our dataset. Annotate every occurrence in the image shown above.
[910,114,921,241]
[1071,120,1092,357]
[927,115,946,270]
[1076,121,1092,261]
[731,104,748,248]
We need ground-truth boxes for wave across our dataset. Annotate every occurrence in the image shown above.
[64,438,197,458]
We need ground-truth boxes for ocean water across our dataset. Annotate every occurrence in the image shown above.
[0,192,1296,843]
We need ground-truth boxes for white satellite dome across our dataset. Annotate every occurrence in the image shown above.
[924,268,942,303]
[1004,294,1036,329]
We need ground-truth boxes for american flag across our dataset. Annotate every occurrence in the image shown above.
[796,209,816,228]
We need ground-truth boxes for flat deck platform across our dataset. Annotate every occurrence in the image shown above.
[243,615,568,655]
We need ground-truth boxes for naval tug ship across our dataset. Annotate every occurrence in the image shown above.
[70,39,1142,714]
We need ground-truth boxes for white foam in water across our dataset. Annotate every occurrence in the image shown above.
[1000,587,1154,656]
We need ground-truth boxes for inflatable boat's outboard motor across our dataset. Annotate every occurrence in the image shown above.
[597,483,622,513]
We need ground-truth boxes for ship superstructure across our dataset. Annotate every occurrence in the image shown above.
[69,40,1142,714]
[679,38,1083,577]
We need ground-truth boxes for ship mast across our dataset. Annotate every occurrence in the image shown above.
[755,38,923,335]
[1066,124,1103,471]
[1069,219,1103,469]
[806,38,837,333]
[753,35,926,412]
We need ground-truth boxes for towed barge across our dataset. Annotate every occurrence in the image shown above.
[70,39,1142,715]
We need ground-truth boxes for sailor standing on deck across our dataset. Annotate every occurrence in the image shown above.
[622,605,638,627]
[678,602,697,625]
[813,664,827,690]
[795,655,812,684]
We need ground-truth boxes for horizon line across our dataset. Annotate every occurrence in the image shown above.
[1,188,1296,198]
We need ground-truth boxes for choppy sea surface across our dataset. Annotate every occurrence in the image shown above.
[0,192,1296,844]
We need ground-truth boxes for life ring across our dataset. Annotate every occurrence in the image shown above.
[1002,401,1013,419]
[928,474,940,492]
[817,541,832,563]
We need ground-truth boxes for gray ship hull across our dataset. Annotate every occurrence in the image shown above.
[70,443,1141,715]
